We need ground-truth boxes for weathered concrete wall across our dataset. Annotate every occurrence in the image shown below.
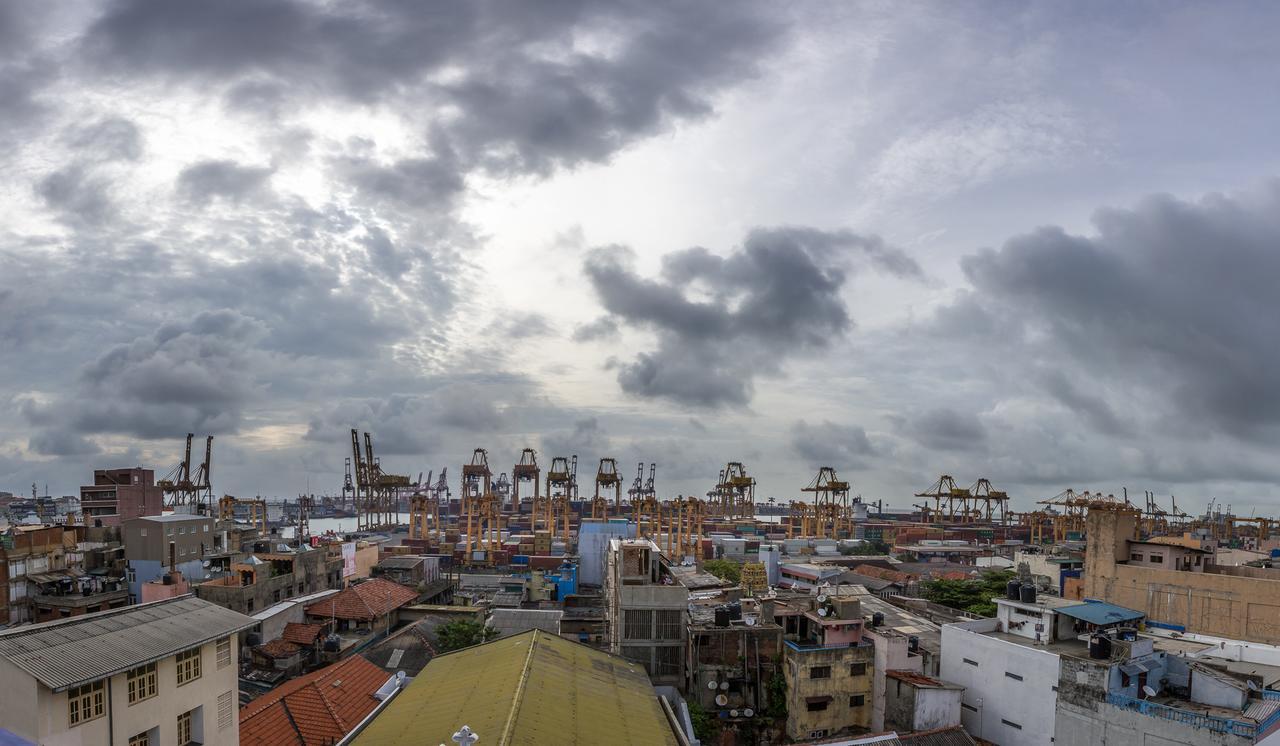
[784,644,874,741]
[1056,698,1251,746]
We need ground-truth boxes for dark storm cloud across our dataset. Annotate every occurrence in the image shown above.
[69,117,143,162]
[334,148,463,213]
[790,420,876,468]
[583,227,922,407]
[177,159,274,204]
[900,408,987,452]
[954,186,1280,440]
[572,316,619,343]
[29,429,101,458]
[36,166,114,226]
[81,1,783,175]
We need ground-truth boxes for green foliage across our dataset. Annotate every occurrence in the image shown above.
[434,619,499,652]
[703,559,742,585]
[840,540,890,556]
[765,672,788,720]
[921,570,1014,617]
[687,699,719,741]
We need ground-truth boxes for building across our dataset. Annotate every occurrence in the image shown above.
[941,591,1093,745]
[0,595,254,745]
[348,629,680,745]
[488,608,563,638]
[1,524,73,626]
[239,654,396,746]
[859,590,947,731]
[605,538,689,687]
[1085,507,1280,644]
[884,671,964,734]
[686,595,785,722]
[195,546,342,615]
[776,590,876,741]
[28,570,129,622]
[79,468,163,527]
[303,577,418,643]
[122,514,225,602]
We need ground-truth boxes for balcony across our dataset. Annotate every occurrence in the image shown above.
[785,639,874,653]
[1105,690,1280,739]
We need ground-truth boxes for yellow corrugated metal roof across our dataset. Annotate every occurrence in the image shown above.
[353,630,678,746]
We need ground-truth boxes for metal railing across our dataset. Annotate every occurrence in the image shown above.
[1105,692,1280,738]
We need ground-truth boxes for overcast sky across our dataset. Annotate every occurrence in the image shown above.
[3,1,1280,515]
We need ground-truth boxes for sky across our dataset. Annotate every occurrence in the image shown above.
[3,1,1280,515]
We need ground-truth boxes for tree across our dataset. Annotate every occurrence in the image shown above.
[702,559,742,585]
[840,540,890,556]
[687,700,719,742]
[435,619,498,652]
[920,570,1014,617]
[765,672,788,720]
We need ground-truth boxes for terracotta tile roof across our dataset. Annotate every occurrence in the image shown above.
[240,655,390,746]
[282,622,325,646]
[935,570,973,581]
[255,639,302,659]
[852,564,914,583]
[304,578,419,622]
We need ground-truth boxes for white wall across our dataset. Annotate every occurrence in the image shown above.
[941,619,1061,746]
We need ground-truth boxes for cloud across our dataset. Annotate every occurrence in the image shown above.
[790,420,876,468]
[582,226,922,407]
[68,117,143,162]
[177,159,274,204]
[571,316,619,343]
[899,408,988,452]
[29,429,101,458]
[36,166,114,226]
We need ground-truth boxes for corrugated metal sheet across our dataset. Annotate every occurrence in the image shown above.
[353,629,678,745]
[0,595,256,691]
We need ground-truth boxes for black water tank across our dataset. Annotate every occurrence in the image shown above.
[872,612,885,628]
[1019,583,1037,604]
[908,635,920,653]
[1089,634,1112,659]
[727,602,742,621]
[714,606,731,627]
[1007,579,1022,600]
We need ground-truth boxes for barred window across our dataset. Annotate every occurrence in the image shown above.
[654,646,681,676]
[218,691,234,731]
[809,665,831,679]
[623,609,653,640]
[127,662,157,704]
[654,610,682,640]
[68,681,105,726]
[216,636,232,669]
[129,733,150,746]
[850,662,867,676]
[176,647,202,686]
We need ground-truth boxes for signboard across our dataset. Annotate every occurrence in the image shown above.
[341,542,357,578]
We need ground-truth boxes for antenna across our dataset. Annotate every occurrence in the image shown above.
[1142,685,1158,697]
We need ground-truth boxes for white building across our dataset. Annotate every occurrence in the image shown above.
[940,592,1088,745]
[0,595,256,746]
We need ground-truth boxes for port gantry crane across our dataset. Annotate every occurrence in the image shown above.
[159,433,214,511]
[512,448,540,513]
[350,430,410,531]
[461,448,501,565]
[591,458,623,519]
[913,475,1010,524]
[408,469,449,542]
[713,462,756,519]
[662,493,704,560]
[544,456,576,544]
[799,466,852,539]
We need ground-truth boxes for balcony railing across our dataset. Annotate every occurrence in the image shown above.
[1106,691,1280,739]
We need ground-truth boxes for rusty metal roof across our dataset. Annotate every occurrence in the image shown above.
[0,595,255,691]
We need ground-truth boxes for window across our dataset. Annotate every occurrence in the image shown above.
[1002,719,1023,730]
[1005,671,1023,681]
[204,524,210,532]
[1150,554,1164,564]
[167,527,173,536]
[962,702,978,712]
[963,658,978,667]
[623,609,652,640]
[806,699,829,712]
[654,646,681,676]
[217,636,232,669]
[654,609,682,640]
[850,662,867,676]
[127,662,157,704]
[218,691,234,731]
[139,528,148,537]
[809,665,831,679]
[177,710,194,746]
[849,694,865,707]
[68,681,105,726]
[176,647,202,686]
[1130,553,1143,561]
[179,526,186,535]
[129,733,150,746]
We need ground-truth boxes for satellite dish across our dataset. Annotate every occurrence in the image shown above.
[818,607,829,617]
[201,560,211,568]
[817,595,828,603]
[1248,680,1261,691]
[715,694,728,706]
[1142,685,1158,697]
[730,709,739,717]
[745,617,757,626]
[720,681,730,691]
[707,680,718,690]
[743,708,754,718]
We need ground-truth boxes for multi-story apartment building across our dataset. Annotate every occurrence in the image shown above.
[605,538,688,688]
[195,546,342,615]
[777,591,876,742]
[0,595,255,745]
[1,524,72,626]
[122,514,228,602]
[80,468,163,527]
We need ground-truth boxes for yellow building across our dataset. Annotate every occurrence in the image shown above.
[778,595,876,741]
[352,629,680,745]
